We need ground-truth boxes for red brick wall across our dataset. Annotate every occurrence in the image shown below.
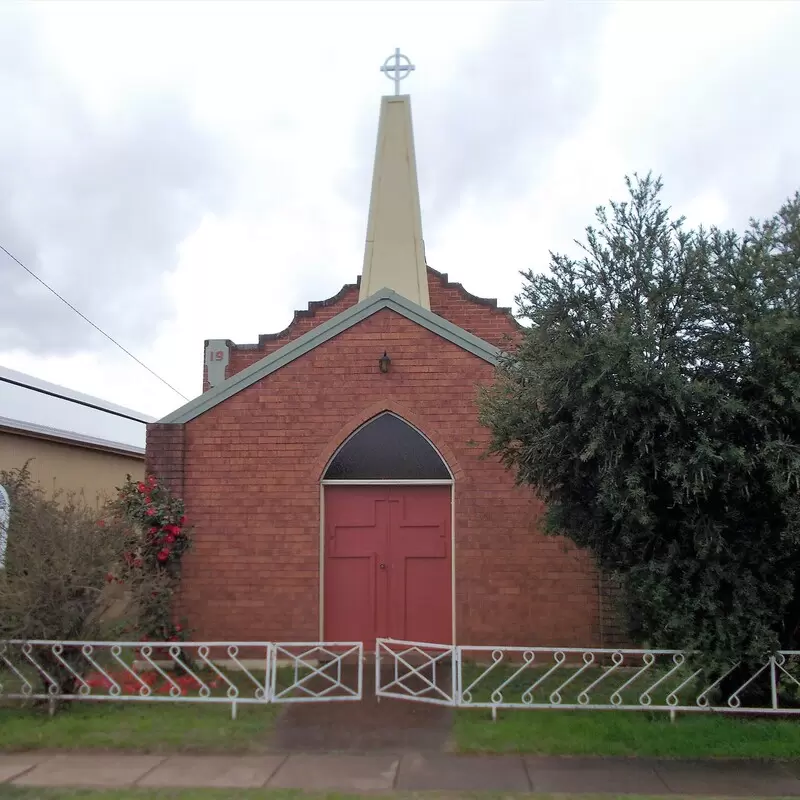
[172,308,601,646]
[218,283,362,389]
[208,268,521,391]
[145,424,185,497]
[428,269,520,350]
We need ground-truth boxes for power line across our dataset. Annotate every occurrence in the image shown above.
[0,373,152,424]
[0,243,189,402]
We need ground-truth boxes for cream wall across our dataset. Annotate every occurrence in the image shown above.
[0,430,145,508]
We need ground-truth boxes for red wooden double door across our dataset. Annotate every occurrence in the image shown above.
[324,485,451,649]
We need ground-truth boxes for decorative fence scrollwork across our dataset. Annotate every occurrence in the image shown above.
[5,638,800,717]
[0,640,363,718]
[451,645,800,714]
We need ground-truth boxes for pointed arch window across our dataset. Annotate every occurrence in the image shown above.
[324,413,451,481]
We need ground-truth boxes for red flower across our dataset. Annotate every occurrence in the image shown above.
[105,572,114,583]
[133,557,143,568]
[137,482,146,492]
[96,519,106,528]
[86,673,112,689]
[148,475,157,486]
[166,533,176,544]
[140,672,159,687]
[179,516,186,526]
[145,508,155,517]
[174,623,182,633]
[157,548,170,562]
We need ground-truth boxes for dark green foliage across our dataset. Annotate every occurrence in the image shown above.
[480,174,800,669]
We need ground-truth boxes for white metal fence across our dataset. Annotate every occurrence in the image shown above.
[376,639,800,716]
[0,640,363,718]
[5,638,800,718]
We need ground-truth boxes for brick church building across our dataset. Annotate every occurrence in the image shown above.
[147,87,611,649]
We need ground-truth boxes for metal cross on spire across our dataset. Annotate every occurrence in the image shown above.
[380,48,415,95]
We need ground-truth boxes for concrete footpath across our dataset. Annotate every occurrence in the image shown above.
[2,751,800,796]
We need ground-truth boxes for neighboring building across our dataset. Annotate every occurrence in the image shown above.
[147,88,613,648]
[0,366,152,507]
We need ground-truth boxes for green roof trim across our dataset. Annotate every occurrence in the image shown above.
[158,289,500,424]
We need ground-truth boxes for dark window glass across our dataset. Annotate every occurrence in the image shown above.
[324,413,450,480]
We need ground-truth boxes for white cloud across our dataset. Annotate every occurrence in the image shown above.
[1,0,798,424]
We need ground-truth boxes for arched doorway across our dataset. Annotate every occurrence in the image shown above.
[321,413,453,649]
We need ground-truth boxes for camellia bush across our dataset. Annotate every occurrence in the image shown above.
[111,474,193,643]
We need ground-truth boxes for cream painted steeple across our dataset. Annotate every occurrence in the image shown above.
[359,87,430,309]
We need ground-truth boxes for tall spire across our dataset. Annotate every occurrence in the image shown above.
[359,51,430,310]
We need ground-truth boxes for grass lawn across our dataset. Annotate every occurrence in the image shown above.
[0,659,311,753]
[4,704,800,764]
[455,707,800,759]
[4,701,800,760]
[0,702,279,754]
[453,655,800,759]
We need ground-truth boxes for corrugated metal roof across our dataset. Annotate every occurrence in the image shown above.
[0,415,145,457]
[0,365,152,451]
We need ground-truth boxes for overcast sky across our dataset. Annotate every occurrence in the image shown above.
[1,0,799,422]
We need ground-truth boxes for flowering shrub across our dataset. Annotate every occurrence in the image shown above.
[116,475,191,570]
[108,474,193,642]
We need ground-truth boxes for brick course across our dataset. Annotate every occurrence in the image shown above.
[203,268,521,392]
[145,424,185,498]
[150,286,608,646]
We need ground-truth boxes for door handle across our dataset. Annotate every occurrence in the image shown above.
[379,563,386,570]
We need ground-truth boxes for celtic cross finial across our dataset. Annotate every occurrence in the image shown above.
[380,48,415,95]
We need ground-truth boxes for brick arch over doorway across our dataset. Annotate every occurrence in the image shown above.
[310,400,464,484]
[322,412,453,649]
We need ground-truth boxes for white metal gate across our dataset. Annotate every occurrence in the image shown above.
[375,638,457,705]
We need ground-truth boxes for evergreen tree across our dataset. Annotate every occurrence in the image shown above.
[480,174,800,669]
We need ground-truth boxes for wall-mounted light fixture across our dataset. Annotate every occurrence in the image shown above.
[378,351,391,374]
